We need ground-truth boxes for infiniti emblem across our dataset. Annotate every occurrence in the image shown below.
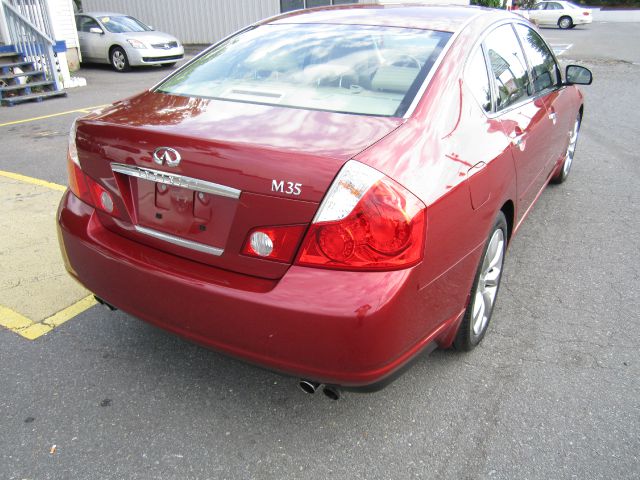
[153,147,181,167]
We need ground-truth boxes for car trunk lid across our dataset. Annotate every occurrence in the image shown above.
[75,91,402,279]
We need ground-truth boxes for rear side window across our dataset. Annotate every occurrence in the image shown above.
[515,24,559,94]
[484,24,531,110]
[465,47,492,113]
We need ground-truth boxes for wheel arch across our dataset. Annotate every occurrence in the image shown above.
[500,200,515,245]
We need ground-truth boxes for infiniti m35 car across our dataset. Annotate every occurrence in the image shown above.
[58,4,592,394]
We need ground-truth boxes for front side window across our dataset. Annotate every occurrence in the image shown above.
[77,16,100,32]
[515,24,559,94]
[484,24,531,110]
[465,47,492,113]
[156,24,451,117]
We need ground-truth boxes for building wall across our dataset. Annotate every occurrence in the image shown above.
[80,0,282,44]
[79,0,469,45]
[49,0,78,48]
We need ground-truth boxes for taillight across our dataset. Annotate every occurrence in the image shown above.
[66,119,118,215]
[242,225,307,263]
[296,160,426,271]
[583,11,590,15]
[67,119,92,204]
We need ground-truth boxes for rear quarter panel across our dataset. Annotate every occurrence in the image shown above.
[355,12,517,329]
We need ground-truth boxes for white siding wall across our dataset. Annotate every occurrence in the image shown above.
[80,0,281,44]
[49,0,79,47]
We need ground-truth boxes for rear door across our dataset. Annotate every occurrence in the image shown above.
[484,23,555,222]
[541,2,564,25]
[527,3,548,24]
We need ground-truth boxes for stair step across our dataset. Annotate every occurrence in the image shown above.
[0,52,20,61]
[0,89,66,106]
[0,61,33,69]
[0,80,53,92]
[1,70,45,81]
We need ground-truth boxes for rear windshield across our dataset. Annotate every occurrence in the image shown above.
[155,24,451,117]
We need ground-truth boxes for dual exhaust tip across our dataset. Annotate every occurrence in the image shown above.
[298,380,341,400]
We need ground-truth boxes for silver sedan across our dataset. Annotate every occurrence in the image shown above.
[75,12,184,72]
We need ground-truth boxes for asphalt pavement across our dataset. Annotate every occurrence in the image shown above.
[0,21,638,480]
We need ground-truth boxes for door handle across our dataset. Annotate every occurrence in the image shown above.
[509,130,525,148]
[548,112,557,124]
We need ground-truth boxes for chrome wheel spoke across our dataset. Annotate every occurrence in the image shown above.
[472,291,486,335]
[563,116,580,177]
[484,267,501,288]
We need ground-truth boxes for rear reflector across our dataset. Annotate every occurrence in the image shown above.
[242,225,307,263]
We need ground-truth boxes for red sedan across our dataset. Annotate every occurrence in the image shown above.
[57,4,592,397]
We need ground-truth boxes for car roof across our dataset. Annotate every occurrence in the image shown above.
[77,12,131,18]
[266,4,501,33]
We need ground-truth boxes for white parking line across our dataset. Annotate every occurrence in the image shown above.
[551,43,573,56]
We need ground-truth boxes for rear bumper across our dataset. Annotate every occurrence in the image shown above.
[575,16,593,25]
[57,190,464,386]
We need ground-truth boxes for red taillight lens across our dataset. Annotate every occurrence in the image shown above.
[67,152,92,205]
[296,161,426,271]
[242,225,307,263]
[583,11,590,15]
[66,119,118,216]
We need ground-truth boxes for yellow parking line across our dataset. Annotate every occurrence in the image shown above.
[0,104,108,127]
[0,296,97,340]
[0,169,66,192]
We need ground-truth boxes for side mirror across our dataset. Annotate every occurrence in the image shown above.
[89,27,104,34]
[565,65,592,85]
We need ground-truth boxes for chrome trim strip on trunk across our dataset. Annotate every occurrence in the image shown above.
[134,225,224,256]
[111,163,241,199]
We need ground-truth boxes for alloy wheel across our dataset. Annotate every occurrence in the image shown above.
[471,228,505,337]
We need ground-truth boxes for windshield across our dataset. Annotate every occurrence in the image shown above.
[156,24,451,117]
[100,15,151,33]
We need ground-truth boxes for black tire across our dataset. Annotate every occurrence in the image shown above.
[558,16,573,29]
[551,113,581,184]
[110,47,130,72]
[454,212,508,351]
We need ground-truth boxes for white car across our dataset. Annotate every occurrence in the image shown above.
[525,1,593,29]
[76,13,184,72]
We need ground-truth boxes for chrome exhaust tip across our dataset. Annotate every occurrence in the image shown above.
[298,380,321,394]
[94,296,117,311]
[322,385,341,401]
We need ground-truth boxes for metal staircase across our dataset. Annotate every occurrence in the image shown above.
[1,0,66,106]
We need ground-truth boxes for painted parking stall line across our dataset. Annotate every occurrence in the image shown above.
[0,104,108,128]
[0,170,96,340]
[551,43,573,56]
